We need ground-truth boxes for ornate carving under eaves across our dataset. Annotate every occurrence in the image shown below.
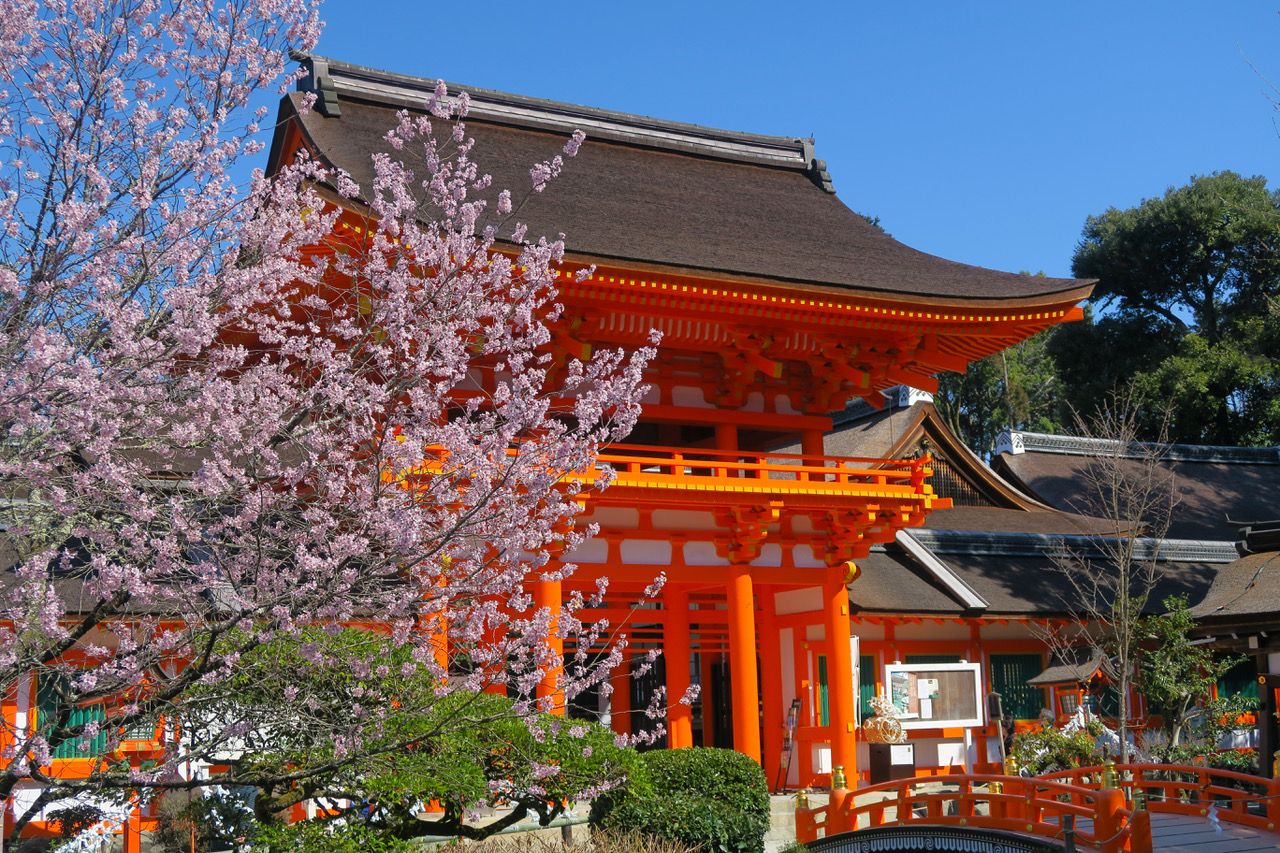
[812,507,912,565]
[714,503,783,563]
[715,327,784,407]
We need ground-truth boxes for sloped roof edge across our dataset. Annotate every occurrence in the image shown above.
[1002,430,1280,465]
[905,529,1239,563]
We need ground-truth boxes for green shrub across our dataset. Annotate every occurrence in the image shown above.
[595,748,770,853]
[1011,724,1099,775]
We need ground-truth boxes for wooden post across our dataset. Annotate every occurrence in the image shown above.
[801,429,824,482]
[727,566,762,763]
[825,567,858,786]
[760,594,784,789]
[1093,787,1126,853]
[665,585,693,748]
[122,805,142,853]
[700,646,716,747]
[612,648,632,737]
[535,576,564,715]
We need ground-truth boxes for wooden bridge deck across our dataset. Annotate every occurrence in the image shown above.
[1148,811,1280,851]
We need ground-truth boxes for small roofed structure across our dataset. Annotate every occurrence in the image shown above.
[1188,519,1280,777]
[1027,652,1107,724]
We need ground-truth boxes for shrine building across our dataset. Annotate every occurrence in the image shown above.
[274,54,1098,788]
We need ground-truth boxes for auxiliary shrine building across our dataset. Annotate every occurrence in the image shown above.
[275,56,1098,788]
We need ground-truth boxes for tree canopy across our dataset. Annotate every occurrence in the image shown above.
[1062,171,1280,445]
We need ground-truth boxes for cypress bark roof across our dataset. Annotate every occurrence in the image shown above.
[993,432,1280,541]
[276,55,1094,308]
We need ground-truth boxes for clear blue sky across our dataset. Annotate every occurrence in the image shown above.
[311,1,1280,280]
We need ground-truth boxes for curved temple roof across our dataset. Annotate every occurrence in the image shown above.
[274,54,1093,310]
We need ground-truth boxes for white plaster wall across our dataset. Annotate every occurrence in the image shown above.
[743,392,765,413]
[651,509,719,530]
[582,507,640,529]
[750,543,783,567]
[620,539,672,564]
[566,538,608,563]
[791,516,815,534]
[792,544,824,568]
[684,540,729,566]
[890,621,970,642]
[849,621,886,641]
[775,394,801,416]
[775,586,822,615]
[671,385,709,408]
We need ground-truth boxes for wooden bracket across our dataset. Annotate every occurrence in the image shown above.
[715,502,783,563]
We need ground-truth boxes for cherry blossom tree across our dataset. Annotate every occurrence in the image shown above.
[0,0,652,838]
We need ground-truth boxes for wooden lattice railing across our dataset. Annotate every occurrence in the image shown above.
[1040,763,1280,834]
[796,773,1137,852]
[598,443,932,492]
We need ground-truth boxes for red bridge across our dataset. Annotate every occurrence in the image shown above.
[796,763,1280,852]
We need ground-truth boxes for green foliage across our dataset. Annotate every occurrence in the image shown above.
[251,819,419,852]
[1011,724,1101,775]
[153,789,257,853]
[935,320,1067,455]
[47,804,107,849]
[1139,595,1241,746]
[596,748,770,853]
[1065,171,1280,445]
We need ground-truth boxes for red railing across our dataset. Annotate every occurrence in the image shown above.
[596,443,932,492]
[1040,763,1280,834]
[796,774,1137,852]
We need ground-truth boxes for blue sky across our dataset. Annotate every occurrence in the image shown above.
[311,1,1280,280]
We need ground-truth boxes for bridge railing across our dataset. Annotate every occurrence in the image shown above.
[796,774,1137,852]
[1039,763,1280,834]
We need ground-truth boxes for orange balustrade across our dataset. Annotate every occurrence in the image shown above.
[796,773,1137,853]
[1040,763,1280,834]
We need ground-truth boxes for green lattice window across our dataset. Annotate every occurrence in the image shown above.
[990,653,1045,720]
[37,674,107,759]
[817,655,829,726]
[858,654,876,719]
[905,654,961,664]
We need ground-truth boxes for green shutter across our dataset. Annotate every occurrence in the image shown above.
[989,653,1046,720]
[817,655,829,726]
[37,673,108,759]
[905,654,961,664]
[858,654,876,719]
[1216,658,1256,701]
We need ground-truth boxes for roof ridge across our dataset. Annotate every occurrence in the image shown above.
[904,528,1240,563]
[999,428,1280,465]
[294,53,828,180]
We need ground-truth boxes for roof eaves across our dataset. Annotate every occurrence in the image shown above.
[896,529,988,611]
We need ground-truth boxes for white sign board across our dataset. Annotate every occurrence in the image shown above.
[883,662,984,730]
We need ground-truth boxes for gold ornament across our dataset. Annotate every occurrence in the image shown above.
[862,694,906,744]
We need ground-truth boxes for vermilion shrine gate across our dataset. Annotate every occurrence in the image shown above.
[276,55,1095,789]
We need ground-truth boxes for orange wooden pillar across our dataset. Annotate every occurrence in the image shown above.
[122,804,142,853]
[726,566,762,763]
[825,566,857,784]
[759,592,784,789]
[611,648,632,737]
[665,585,693,748]
[699,646,716,746]
[535,576,564,714]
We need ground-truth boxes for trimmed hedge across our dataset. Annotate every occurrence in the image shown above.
[596,748,770,853]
